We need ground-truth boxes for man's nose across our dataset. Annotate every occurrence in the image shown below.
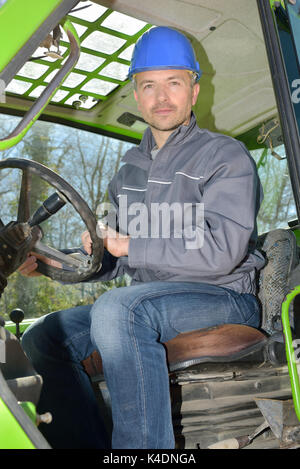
[156,85,169,102]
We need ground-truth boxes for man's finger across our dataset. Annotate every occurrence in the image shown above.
[32,252,62,269]
[81,230,93,254]
[18,255,40,277]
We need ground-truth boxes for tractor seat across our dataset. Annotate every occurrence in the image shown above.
[82,324,267,378]
[164,324,267,371]
[82,228,298,378]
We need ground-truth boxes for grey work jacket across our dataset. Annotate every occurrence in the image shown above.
[92,113,265,295]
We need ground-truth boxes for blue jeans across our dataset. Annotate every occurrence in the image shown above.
[21,281,260,449]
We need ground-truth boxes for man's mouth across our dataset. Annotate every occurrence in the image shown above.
[152,107,175,115]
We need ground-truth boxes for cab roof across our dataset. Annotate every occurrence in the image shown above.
[0,0,277,145]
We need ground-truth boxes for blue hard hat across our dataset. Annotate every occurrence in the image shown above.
[128,26,202,81]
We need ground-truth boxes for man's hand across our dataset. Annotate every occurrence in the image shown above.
[18,254,41,277]
[103,226,130,257]
[81,230,93,255]
[81,226,130,258]
[18,253,62,278]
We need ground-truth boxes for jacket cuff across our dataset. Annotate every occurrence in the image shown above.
[128,237,147,268]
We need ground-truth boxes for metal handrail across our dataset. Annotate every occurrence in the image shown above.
[282,285,300,421]
[0,19,80,152]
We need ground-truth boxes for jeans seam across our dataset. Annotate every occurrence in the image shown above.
[129,306,147,448]
[227,293,258,326]
[243,300,260,326]
[63,329,91,362]
[126,287,229,312]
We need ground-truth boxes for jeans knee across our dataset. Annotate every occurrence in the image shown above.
[22,317,46,362]
[90,288,137,354]
[22,313,64,364]
[91,293,119,341]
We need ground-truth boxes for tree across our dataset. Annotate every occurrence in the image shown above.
[252,145,297,234]
[0,115,133,320]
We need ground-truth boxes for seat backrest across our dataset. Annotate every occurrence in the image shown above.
[257,229,298,335]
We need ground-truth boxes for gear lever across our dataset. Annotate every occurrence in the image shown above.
[9,308,25,340]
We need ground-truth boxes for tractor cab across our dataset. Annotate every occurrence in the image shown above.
[1,0,300,450]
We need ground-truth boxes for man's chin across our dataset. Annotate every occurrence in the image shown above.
[148,118,186,133]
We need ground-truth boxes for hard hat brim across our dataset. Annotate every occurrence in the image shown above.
[128,65,202,82]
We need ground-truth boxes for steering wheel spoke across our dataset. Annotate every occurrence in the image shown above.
[33,241,83,269]
[17,168,31,223]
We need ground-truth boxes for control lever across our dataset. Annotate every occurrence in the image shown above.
[28,192,67,227]
[9,308,25,340]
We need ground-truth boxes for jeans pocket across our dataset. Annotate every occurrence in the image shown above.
[168,289,235,334]
[228,292,260,328]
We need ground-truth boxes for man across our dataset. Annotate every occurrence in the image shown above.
[20,26,265,449]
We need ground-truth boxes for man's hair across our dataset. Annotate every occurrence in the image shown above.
[132,71,198,91]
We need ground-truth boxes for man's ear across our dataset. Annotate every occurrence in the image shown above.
[192,83,200,106]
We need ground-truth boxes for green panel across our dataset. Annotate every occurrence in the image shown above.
[282,286,300,422]
[20,401,37,424]
[293,228,300,246]
[270,0,285,7]
[45,111,144,141]
[0,398,35,449]
[237,123,269,151]
[0,0,64,73]
[5,318,35,335]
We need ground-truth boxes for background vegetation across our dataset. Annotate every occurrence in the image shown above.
[0,115,132,320]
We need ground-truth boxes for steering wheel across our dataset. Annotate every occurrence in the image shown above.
[0,158,103,283]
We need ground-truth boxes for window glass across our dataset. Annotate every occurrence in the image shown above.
[100,62,130,81]
[68,1,108,22]
[81,31,126,55]
[101,11,147,36]
[0,114,133,320]
[251,144,297,234]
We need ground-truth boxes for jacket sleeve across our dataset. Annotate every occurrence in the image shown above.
[127,139,262,279]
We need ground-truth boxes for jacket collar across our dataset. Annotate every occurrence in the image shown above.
[122,112,198,170]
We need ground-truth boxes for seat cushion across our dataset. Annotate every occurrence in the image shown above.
[165,324,267,371]
[82,324,266,378]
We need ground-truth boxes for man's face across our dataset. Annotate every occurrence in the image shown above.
[134,69,200,134]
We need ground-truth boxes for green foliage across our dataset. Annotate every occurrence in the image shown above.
[1,271,130,321]
[0,115,133,319]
